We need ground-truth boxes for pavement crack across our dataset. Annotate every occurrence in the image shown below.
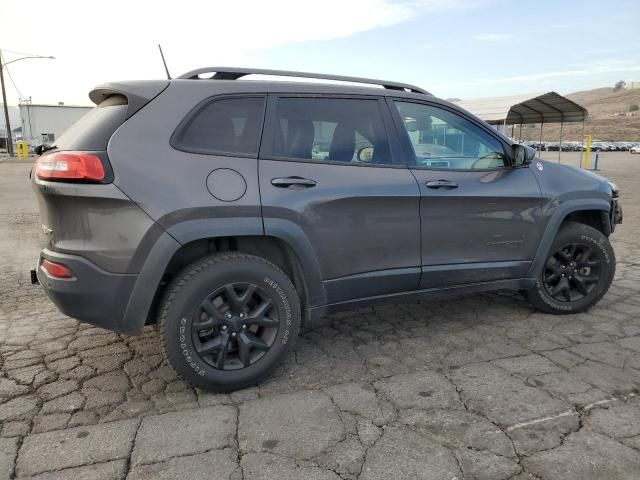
[233,405,244,480]
[505,409,577,432]
[123,417,143,476]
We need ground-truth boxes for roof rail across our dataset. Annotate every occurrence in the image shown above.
[177,67,430,95]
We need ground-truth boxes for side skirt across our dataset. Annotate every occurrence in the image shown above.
[304,278,536,330]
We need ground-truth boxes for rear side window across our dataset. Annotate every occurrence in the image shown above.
[53,95,128,151]
[172,96,265,156]
[269,97,392,165]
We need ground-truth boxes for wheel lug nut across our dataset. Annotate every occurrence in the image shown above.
[239,313,245,319]
[231,332,237,337]
[226,313,232,319]
[221,325,227,331]
[242,324,247,329]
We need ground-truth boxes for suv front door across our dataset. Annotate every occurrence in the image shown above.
[390,100,543,289]
[259,95,421,306]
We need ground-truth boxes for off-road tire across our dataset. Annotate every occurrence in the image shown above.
[158,252,300,392]
[525,222,615,314]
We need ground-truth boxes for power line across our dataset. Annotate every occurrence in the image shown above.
[0,52,25,98]
[5,68,25,99]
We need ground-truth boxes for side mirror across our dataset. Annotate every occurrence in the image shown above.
[513,144,535,166]
[357,146,374,162]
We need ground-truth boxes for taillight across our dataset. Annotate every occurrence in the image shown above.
[41,259,74,279]
[35,152,105,181]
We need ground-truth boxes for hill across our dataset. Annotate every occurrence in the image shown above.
[518,86,640,142]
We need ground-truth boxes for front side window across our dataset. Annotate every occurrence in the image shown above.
[271,98,392,165]
[394,101,507,170]
[173,96,265,156]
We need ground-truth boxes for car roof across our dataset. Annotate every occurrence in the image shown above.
[166,78,514,144]
[92,71,514,146]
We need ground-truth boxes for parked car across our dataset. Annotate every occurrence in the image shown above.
[591,142,607,152]
[631,144,640,154]
[31,67,623,391]
[524,141,545,151]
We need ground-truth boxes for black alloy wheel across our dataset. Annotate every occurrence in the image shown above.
[542,242,602,302]
[193,282,279,370]
[159,253,301,392]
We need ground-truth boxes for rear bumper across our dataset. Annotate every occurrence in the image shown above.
[36,249,138,334]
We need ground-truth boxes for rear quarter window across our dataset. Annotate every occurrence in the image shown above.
[171,96,266,157]
[53,95,128,151]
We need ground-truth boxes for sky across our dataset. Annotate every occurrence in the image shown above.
[0,0,639,106]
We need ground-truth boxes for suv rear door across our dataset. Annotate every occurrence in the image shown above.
[259,95,421,306]
[389,99,543,289]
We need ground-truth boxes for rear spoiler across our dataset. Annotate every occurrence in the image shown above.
[89,80,170,119]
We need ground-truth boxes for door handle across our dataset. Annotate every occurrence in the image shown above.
[426,179,459,189]
[271,177,317,188]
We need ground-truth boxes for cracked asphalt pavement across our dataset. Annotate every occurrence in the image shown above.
[1,152,639,480]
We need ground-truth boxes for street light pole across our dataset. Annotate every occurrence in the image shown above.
[0,49,13,157]
[0,51,55,157]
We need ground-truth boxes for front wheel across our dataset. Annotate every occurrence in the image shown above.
[158,253,300,392]
[525,222,615,314]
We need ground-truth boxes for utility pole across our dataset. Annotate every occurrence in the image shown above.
[0,49,14,157]
[0,50,54,157]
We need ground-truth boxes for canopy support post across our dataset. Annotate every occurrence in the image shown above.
[519,123,522,141]
[539,122,544,155]
[579,120,585,168]
[511,123,514,138]
[558,120,564,163]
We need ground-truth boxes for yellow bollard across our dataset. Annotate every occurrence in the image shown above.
[16,141,29,159]
[584,135,591,170]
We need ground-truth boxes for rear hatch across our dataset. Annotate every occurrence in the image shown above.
[32,80,169,273]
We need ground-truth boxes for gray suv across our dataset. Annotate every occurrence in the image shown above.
[31,67,623,391]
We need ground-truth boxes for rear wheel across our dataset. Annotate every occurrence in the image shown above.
[159,253,300,391]
[525,222,615,314]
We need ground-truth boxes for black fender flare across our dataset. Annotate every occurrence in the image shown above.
[261,217,326,307]
[528,198,611,278]
[121,217,326,334]
[168,216,326,307]
[120,232,180,334]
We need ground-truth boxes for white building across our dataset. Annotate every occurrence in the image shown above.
[0,104,21,147]
[19,102,92,147]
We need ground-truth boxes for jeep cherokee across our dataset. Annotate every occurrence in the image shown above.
[31,67,623,391]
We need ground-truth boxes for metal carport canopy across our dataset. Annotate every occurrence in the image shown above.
[454,91,588,125]
[505,92,587,125]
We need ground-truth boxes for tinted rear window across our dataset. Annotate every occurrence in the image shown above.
[172,96,265,156]
[270,97,392,165]
[53,95,128,151]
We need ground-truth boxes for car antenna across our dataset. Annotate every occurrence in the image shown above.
[158,44,172,80]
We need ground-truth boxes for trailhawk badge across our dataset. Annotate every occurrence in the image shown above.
[536,162,544,171]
